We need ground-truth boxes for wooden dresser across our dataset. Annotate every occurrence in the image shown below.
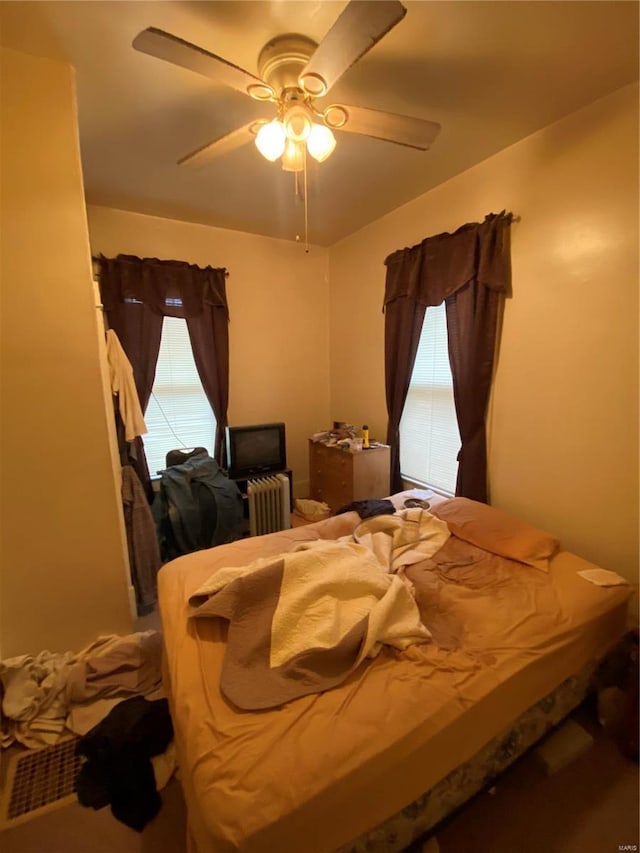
[308,441,391,512]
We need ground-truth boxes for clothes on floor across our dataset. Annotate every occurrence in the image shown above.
[0,649,77,746]
[76,696,174,831]
[0,631,164,749]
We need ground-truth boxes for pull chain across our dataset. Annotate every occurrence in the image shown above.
[303,146,309,253]
[294,153,310,253]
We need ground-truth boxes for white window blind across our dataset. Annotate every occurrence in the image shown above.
[399,302,460,494]
[143,316,216,475]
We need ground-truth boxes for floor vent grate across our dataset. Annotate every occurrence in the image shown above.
[0,737,84,829]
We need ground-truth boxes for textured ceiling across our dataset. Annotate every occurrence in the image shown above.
[1,1,638,246]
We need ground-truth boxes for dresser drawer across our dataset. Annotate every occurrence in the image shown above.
[309,440,389,512]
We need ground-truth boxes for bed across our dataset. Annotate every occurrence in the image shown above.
[157,494,631,853]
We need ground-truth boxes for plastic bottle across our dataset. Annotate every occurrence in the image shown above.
[362,425,370,449]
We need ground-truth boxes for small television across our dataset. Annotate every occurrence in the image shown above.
[225,422,287,480]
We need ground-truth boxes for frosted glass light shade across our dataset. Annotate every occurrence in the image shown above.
[283,105,312,142]
[307,124,336,163]
[281,139,305,172]
[255,120,286,161]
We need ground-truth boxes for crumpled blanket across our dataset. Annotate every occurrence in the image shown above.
[188,508,450,710]
[352,508,451,574]
[0,631,164,748]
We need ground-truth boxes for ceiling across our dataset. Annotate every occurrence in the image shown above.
[1,1,638,246]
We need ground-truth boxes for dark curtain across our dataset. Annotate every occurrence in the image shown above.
[185,310,229,462]
[384,297,426,496]
[99,254,230,492]
[384,212,512,501]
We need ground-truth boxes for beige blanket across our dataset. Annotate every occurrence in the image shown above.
[188,509,450,709]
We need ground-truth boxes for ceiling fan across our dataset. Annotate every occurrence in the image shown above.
[132,0,441,172]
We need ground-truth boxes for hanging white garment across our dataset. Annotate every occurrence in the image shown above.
[105,329,147,440]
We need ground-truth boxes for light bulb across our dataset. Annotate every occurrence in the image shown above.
[283,105,312,142]
[307,124,336,163]
[255,120,286,161]
[281,139,305,172]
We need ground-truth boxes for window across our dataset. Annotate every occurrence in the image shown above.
[399,302,460,494]
[143,317,216,475]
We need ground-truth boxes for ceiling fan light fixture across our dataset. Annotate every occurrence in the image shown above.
[323,105,349,129]
[247,82,276,101]
[255,119,286,161]
[283,105,313,142]
[281,139,305,172]
[307,124,336,163]
[299,71,328,98]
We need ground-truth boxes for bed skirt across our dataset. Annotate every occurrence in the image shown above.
[338,657,597,853]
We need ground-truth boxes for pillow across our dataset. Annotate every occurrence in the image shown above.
[430,497,560,570]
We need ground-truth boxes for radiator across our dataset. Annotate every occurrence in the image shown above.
[247,473,291,537]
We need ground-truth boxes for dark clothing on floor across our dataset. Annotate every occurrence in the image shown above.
[76,696,173,831]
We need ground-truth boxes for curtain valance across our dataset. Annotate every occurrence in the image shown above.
[383,211,513,308]
[98,254,229,319]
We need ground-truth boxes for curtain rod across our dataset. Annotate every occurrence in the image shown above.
[91,255,229,277]
[496,210,519,224]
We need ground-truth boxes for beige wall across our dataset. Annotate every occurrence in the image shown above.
[329,83,639,583]
[86,206,330,498]
[0,48,133,657]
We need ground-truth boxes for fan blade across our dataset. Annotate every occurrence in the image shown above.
[178,121,263,168]
[133,28,274,100]
[335,104,441,150]
[299,0,406,97]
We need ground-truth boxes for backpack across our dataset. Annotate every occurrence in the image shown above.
[152,450,244,561]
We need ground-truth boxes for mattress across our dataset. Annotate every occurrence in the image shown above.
[157,500,631,853]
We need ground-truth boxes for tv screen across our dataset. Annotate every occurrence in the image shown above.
[226,422,286,479]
